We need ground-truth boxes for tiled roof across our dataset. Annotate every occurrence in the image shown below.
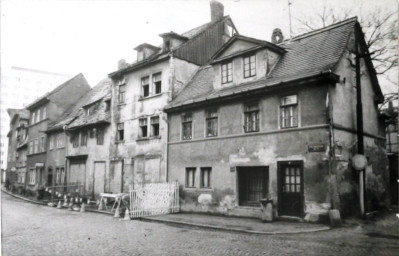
[48,77,112,132]
[166,18,357,110]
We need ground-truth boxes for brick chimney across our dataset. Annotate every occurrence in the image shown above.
[210,0,224,22]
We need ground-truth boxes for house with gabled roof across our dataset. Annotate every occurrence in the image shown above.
[164,17,388,221]
[107,0,238,192]
[25,73,90,193]
[47,77,113,198]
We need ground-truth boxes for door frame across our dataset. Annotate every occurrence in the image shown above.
[277,160,304,217]
[93,161,106,198]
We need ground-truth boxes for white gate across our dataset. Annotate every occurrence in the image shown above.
[129,181,180,218]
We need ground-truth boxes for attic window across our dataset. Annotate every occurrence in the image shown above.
[221,62,233,84]
[164,40,170,51]
[225,24,234,37]
[243,55,256,78]
[137,51,144,61]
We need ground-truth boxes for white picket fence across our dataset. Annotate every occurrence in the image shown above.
[129,181,180,219]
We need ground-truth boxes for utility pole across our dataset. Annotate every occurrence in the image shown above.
[355,25,367,219]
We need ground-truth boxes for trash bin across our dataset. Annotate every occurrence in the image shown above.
[260,198,274,222]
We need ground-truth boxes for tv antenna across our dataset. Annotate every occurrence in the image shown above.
[288,0,293,39]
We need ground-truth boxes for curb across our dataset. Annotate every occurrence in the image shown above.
[140,216,331,235]
[2,189,47,206]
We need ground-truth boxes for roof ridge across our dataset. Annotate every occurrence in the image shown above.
[279,16,357,44]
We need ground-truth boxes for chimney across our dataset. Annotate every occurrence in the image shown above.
[271,28,284,44]
[210,0,224,22]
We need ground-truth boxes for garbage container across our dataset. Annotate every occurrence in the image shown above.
[260,198,274,222]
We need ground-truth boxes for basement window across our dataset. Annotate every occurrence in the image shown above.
[150,116,160,137]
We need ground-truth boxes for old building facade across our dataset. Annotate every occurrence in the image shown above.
[165,18,388,220]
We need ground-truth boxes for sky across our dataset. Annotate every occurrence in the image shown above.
[1,0,397,93]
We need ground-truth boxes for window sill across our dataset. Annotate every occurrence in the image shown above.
[136,136,161,142]
[184,187,197,191]
[138,93,163,101]
[115,140,125,144]
[117,103,126,107]
[199,187,213,191]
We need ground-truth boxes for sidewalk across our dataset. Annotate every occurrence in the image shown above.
[142,213,330,235]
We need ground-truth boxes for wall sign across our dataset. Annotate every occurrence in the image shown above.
[308,144,325,152]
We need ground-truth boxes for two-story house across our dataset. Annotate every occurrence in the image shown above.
[6,109,29,190]
[25,74,90,193]
[164,18,388,221]
[108,0,238,192]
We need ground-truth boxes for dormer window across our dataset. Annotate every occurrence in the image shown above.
[221,62,233,84]
[243,55,256,78]
[164,40,170,52]
[137,51,144,62]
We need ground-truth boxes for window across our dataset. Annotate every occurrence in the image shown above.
[243,55,256,78]
[105,100,111,111]
[221,62,233,84]
[206,110,218,137]
[141,76,150,97]
[81,131,88,146]
[55,168,60,185]
[164,40,170,51]
[40,137,45,152]
[97,128,104,145]
[73,133,79,148]
[153,73,162,94]
[139,118,148,138]
[34,139,38,153]
[200,168,211,188]
[186,168,196,188]
[150,116,160,137]
[118,84,126,103]
[238,167,269,207]
[117,123,124,141]
[60,167,65,184]
[244,103,259,133]
[42,106,47,119]
[57,133,65,148]
[29,141,33,154]
[280,95,298,128]
[29,169,36,185]
[182,113,192,140]
[31,112,35,124]
[49,135,55,150]
[36,109,41,123]
[137,51,144,61]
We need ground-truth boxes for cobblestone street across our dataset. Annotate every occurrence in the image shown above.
[2,193,399,256]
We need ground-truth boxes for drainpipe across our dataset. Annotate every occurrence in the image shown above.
[355,25,366,219]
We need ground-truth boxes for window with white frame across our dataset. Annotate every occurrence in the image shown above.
[40,137,45,152]
[139,118,148,138]
[57,133,65,148]
[186,167,196,188]
[200,167,212,188]
[118,84,126,104]
[244,103,259,133]
[49,135,55,150]
[34,139,38,153]
[243,55,256,78]
[141,76,150,97]
[182,113,192,140]
[153,73,162,94]
[150,116,160,137]
[117,123,124,141]
[42,106,47,120]
[36,109,40,123]
[206,109,218,137]
[221,62,233,84]
[280,95,298,128]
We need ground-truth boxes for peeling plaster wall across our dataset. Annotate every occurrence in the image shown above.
[168,84,332,218]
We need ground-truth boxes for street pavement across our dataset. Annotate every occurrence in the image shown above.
[2,193,399,256]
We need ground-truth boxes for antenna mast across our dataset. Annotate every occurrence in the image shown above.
[288,0,293,39]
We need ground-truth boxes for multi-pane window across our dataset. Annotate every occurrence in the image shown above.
[117,123,124,141]
[57,133,65,148]
[81,131,88,146]
[206,110,218,137]
[139,118,148,138]
[244,103,259,133]
[150,116,160,137]
[141,76,150,97]
[49,135,55,150]
[280,95,298,128]
[182,113,192,140]
[73,133,79,148]
[118,84,126,103]
[186,168,196,188]
[200,167,211,188]
[29,169,36,185]
[97,128,104,145]
[34,139,38,153]
[243,55,256,78]
[29,141,33,154]
[221,62,233,84]
[31,112,35,124]
[40,137,45,152]
[36,109,40,123]
[153,73,162,94]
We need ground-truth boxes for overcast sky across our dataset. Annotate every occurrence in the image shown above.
[1,0,397,93]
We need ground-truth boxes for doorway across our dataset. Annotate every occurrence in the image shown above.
[277,161,304,217]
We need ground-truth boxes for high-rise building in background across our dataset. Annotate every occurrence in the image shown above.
[1,66,72,170]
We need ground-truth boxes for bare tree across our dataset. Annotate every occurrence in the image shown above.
[295,5,398,77]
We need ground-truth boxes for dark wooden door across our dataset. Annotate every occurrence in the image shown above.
[278,161,304,217]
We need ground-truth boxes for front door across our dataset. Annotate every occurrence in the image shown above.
[278,161,304,217]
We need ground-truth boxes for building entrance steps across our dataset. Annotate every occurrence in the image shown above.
[141,213,330,235]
